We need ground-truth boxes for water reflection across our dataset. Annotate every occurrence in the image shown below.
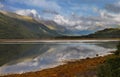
[0,41,118,75]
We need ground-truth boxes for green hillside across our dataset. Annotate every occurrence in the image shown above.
[83,28,120,38]
[0,11,60,39]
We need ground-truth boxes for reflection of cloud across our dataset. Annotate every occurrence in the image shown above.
[0,43,114,75]
[47,48,56,53]
[64,46,93,53]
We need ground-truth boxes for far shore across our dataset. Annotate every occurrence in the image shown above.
[0,38,119,43]
[0,54,113,77]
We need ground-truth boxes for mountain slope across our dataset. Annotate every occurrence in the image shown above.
[0,11,61,39]
[82,28,120,38]
[55,28,120,39]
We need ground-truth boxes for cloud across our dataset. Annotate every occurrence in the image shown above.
[9,0,61,11]
[53,15,92,30]
[0,2,4,9]
[15,9,41,19]
[53,15,85,30]
[6,0,120,31]
[53,10,120,31]
[42,9,59,15]
[54,15,70,26]
[99,9,120,22]
[52,2,119,31]
[105,3,120,13]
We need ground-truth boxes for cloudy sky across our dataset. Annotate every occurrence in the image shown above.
[0,0,120,31]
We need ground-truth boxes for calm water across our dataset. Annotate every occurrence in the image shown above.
[0,40,119,75]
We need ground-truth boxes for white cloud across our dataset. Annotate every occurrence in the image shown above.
[54,15,69,25]
[53,15,84,30]
[8,0,120,31]
[99,9,120,22]
[15,9,41,19]
[53,10,120,31]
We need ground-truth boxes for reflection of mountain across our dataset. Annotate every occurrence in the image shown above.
[0,44,49,66]
[92,41,119,49]
[0,41,117,74]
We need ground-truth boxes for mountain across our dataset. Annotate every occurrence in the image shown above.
[38,20,93,36]
[0,11,61,39]
[37,20,67,34]
[82,28,120,38]
[0,10,119,39]
[56,28,120,39]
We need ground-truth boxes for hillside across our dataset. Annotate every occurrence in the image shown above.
[55,28,120,39]
[0,11,60,39]
[0,10,120,39]
[82,28,120,38]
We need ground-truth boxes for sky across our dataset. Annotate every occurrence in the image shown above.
[0,0,120,31]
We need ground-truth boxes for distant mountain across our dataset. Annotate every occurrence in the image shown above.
[0,10,119,39]
[38,20,93,36]
[38,20,67,34]
[82,28,120,38]
[56,28,120,39]
[0,11,61,39]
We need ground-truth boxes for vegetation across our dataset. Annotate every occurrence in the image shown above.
[0,12,60,39]
[98,57,120,77]
[114,42,120,55]
[0,11,120,39]
[83,28,120,38]
[56,28,120,39]
[98,42,120,77]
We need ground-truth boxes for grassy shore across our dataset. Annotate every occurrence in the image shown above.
[0,54,113,77]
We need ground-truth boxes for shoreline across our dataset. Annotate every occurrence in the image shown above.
[0,54,112,77]
[0,39,119,43]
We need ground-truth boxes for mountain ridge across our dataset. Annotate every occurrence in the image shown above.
[56,28,120,39]
[0,10,120,39]
[82,28,120,38]
[0,11,61,39]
